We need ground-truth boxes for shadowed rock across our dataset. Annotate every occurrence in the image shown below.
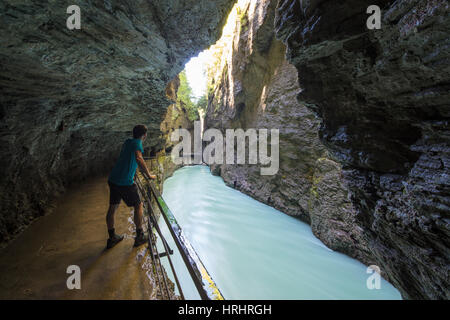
[274,0,449,299]
[0,0,236,244]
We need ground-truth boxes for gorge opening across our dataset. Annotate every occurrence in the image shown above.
[0,0,448,302]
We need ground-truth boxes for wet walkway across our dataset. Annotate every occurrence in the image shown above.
[0,176,154,299]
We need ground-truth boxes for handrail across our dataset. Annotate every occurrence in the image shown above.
[142,176,224,300]
[135,178,175,299]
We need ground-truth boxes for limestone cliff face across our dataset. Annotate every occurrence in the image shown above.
[0,0,235,244]
[205,0,371,267]
[160,76,195,159]
[274,0,449,299]
[150,75,194,188]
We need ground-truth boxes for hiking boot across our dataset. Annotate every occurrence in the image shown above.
[106,233,124,249]
[134,232,148,247]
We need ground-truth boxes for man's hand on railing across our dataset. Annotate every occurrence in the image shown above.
[136,150,158,181]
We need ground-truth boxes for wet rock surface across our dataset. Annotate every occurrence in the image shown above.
[0,0,235,244]
[274,0,449,299]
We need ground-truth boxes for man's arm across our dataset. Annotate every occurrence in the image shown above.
[135,150,157,180]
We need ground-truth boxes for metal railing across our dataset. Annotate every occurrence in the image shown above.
[135,174,224,300]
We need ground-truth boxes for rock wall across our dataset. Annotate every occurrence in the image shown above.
[205,0,372,269]
[149,75,195,189]
[275,0,449,299]
[0,0,235,244]
[1,0,448,300]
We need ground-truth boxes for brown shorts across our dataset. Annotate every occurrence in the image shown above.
[108,181,141,207]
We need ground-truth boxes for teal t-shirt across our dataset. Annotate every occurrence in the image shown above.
[108,138,144,186]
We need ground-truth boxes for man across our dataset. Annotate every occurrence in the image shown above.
[106,124,156,249]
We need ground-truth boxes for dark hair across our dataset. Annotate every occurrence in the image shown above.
[133,124,148,139]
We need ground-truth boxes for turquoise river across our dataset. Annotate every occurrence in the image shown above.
[157,165,401,300]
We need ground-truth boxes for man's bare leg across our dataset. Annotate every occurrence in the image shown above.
[106,204,124,249]
[133,202,148,247]
[133,202,144,230]
[106,204,120,230]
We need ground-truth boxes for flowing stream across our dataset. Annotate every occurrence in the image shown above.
[157,165,401,300]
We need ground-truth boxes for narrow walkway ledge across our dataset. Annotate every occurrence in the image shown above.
[0,176,155,299]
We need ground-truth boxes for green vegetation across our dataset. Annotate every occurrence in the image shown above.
[237,5,249,33]
[177,70,209,121]
[196,94,208,113]
[177,70,198,121]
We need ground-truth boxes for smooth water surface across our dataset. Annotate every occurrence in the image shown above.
[157,166,401,300]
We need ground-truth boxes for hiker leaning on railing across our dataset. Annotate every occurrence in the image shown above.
[104,124,157,249]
